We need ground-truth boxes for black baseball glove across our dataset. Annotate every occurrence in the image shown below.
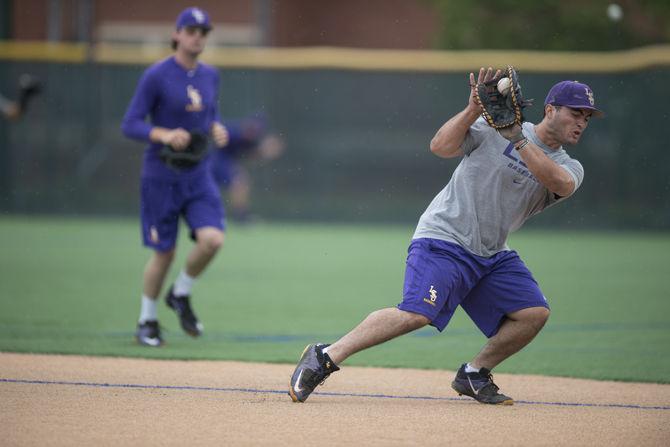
[17,74,42,112]
[474,65,532,129]
[159,131,210,169]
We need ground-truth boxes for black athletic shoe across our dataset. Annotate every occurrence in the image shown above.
[289,343,340,403]
[135,320,163,347]
[451,363,514,405]
[165,286,203,337]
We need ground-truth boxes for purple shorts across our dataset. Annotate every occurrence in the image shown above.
[140,173,225,252]
[398,238,549,337]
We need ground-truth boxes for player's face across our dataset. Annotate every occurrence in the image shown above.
[549,106,592,145]
[174,26,210,55]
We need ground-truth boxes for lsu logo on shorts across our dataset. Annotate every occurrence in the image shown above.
[423,285,438,307]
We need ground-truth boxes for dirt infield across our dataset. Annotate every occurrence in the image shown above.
[2,352,669,446]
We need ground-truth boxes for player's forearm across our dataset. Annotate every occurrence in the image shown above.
[430,106,480,158]
[517,143,575,197]
[121,114,154,142]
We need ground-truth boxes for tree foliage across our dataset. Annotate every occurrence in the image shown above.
[427,0,670,50]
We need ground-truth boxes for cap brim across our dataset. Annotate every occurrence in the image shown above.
[178,24,212,31]
[565,105,605,118]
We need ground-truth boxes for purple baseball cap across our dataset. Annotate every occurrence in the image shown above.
[176,7,212,31]
[544,80,604,117]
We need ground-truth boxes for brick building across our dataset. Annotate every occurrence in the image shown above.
[7,0,440,49]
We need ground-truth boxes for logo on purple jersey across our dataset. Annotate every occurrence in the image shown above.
[186,85,203,112]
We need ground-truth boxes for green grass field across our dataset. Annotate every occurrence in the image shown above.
[1,215,668,383]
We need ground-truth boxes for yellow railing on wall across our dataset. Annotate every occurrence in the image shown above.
[2,40,670,73]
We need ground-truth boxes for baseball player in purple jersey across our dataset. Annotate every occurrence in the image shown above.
[121,7,229,347]
[289,68,603,404]
[209,114,285,222]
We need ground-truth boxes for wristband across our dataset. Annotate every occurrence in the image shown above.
[515,139,530,151]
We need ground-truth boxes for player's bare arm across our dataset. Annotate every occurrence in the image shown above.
[430,67,501,158]
[429,108,479,158]
[510,104,592,197]
[515,139,575,197]
[150,127,191,151]
[499,123,575,197]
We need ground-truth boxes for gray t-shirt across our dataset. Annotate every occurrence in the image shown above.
[412,118,584,257]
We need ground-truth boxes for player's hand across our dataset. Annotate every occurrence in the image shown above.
[258,134,285,160]
[211,122,229,148]
[468,67,501,113]
[161,128,191,151]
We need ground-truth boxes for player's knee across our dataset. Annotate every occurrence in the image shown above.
[198,229,225,253]
[204,235,224,253]
[533,306,550,323]
[397,309,431,330]
[519,306,550,331]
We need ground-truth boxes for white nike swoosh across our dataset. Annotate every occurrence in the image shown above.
[293,370,304,393]
[467,376,482,395]
[143,337,160,347]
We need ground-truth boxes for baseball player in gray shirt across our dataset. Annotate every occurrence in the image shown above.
[289,67,603,405]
